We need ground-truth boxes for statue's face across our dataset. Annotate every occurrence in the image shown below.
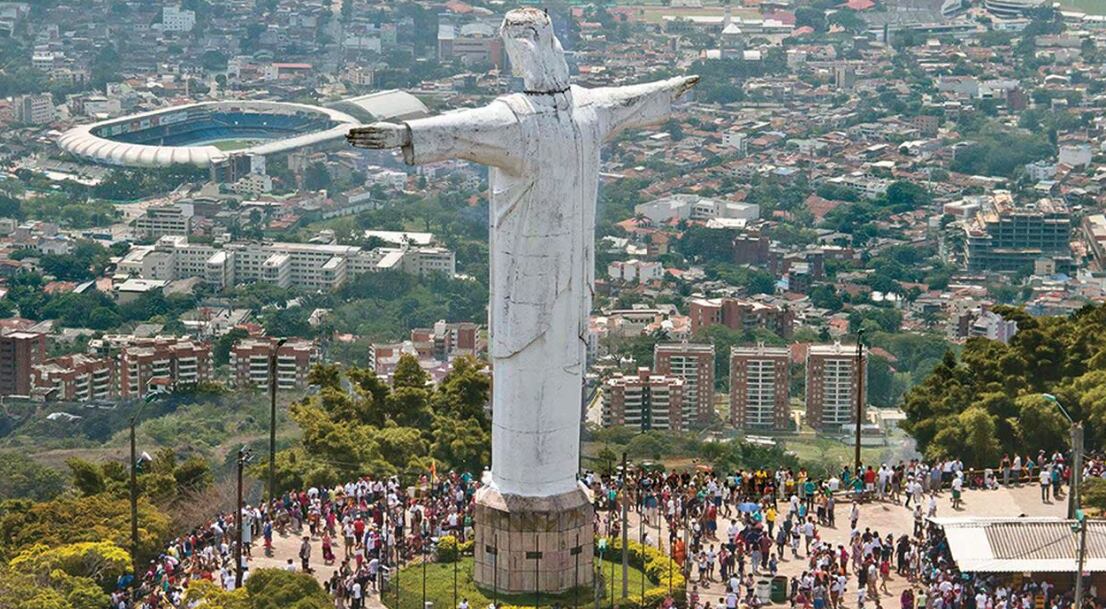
[500,8,569,93]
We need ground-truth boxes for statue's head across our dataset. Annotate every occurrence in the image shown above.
[500,8,569,93]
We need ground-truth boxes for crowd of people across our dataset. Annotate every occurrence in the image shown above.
[108,454,1103,609]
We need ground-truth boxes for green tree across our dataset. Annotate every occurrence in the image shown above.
[214,328,249,366]
[392,353,429,389]
[0,453,65,501]
[303,162,332,192]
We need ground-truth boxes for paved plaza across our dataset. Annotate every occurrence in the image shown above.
[253,483,1066,608]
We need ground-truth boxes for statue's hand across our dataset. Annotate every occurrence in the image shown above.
[674,75,700,98]
[346,122,411,149]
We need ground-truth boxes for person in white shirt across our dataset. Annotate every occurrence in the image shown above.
[351,581,364,609]
[459,599,469,609]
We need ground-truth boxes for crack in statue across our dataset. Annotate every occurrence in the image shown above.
[348,7,697,498]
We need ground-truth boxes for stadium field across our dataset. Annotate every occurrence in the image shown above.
[210,139,260,151]
[1059,0,1106,14]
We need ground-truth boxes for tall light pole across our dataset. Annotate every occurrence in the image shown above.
[620,452,628,599]
[1073,510,1088,609]
[236,446,253,589]
[1042,393,1082,519]
[854,329,865,474]
[129,392,161,577]
[268,337,288,503]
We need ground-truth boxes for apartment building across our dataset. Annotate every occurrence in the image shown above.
[653,343,715,427]
[0,331,47,396]
[32,354,115,402]
[118,337,212,398]
[370,320,481,384]
[964,193,1072,273]
[409,320,480,361]
[608,260,664,284]
[12,93,54,125]
[132,204,193,239]
[730,344,790,431]
[688,297,794,338]
[601,368,685,431]
[805,342,866,431]
[231,338,319,390]
[118,236,454,292]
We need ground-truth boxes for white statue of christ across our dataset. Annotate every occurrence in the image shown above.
[349,8,697,498]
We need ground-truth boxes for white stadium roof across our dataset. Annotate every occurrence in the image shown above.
[325,89,430,123]
[57,100,358,168]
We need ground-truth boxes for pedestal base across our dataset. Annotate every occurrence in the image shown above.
[473,485,595,594]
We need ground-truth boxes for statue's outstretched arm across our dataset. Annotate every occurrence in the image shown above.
[593,75,699,140]
[347,101,523,174]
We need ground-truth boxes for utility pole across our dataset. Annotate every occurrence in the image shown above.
[235,446,251,589]
[128,392,159,577]
[854,329,865,474]
[1042,394,1083,520]
[129,412,139,575]
[268,338,287,503]
[620,452,628,599]
[1074,511,1087,609]
[1070,422,1084,520]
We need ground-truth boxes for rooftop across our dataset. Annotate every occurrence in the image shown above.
[932,517,1106,573]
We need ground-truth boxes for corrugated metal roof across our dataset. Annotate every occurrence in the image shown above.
[934,517,1106,573]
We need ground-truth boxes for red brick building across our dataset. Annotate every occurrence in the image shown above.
[806,342,866,430]
[730,344,790,430]
[231,337,318,390]
[0,331,46,396]
[601,368,685,431]
[688,297,794,338]
[32,354,115,402]
[653,342,715,427]
[118,337,212,398]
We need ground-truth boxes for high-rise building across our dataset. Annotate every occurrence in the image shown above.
[0,331,46,396]
[133,204,193,239]
[370,321,482,385]
[32,354,115,401]
[12,93,54,125]
[654,343,715,427]
[231,338,319,390]
[688,298,793,338]
[410,320,480,361]
[601,368,685,431]
[833,63,856,90]
[118,337,211,397]
[806,343,866,430]
[964,193,1072,273]
[730,344,790,431]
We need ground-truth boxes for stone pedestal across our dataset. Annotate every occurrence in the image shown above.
[473,485,594,594]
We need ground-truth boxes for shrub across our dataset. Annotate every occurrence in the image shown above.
[438,534,459,562]
[595,537,685,606]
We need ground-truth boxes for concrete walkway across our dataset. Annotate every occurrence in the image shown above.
[243,484,1065,608]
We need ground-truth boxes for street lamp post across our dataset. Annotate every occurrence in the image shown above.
[1073,510,1088,609]
[1042,393,1083,519]
[268,338,288,503]
[129,392,161,576]
[235,446,253,589]
[854,329,866,474]
[620,452,628,599]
